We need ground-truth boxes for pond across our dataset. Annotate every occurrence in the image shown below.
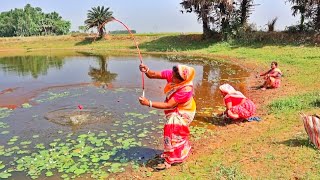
[0,53,249,179]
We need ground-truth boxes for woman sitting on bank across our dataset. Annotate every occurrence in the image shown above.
[138,64,196,170]
[219,84,256,120]
[260,61,282,90]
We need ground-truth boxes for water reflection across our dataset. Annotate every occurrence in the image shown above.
[88,55,117,84]
[0,56,64,78]
[0,54,249,110]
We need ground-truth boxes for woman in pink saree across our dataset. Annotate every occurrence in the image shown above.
[138,64,196,170]
[260,61,282,90]
[219,84,256,120]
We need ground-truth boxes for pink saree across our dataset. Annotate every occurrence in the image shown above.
[160,65,196,164]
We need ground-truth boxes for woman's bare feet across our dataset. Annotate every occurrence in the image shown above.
[154,161,171,170]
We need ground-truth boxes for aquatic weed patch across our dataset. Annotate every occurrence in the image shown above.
[0,131,144,179]
[0,108,12,119]
[21,103,32,108]
[0,122,9,129]
[35,91,71,103]
[0,98,166,179]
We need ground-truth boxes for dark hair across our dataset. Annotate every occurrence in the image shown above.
[172,66,184,81]
[271,61,278,66]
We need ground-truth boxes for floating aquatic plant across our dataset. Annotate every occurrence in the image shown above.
[0,131,144,179]
[36,92,70,103]
[1,131,9,135]
[21,103,32,108]
[125,112,150,120]
[0,108,12,119]
[0,122,9,129]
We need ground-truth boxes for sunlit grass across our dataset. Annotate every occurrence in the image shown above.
[268,92,320,114]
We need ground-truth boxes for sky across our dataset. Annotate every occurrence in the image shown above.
[0,0,299,33]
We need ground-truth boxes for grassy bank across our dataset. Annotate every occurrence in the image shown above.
[0,34,319,179]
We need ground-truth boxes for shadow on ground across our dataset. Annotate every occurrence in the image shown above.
[311,99,320,108]
[137,33,317,52]
[75,36,102,46]
[195,114,250,127]
[279,138,316,149]
[138,34,216,52]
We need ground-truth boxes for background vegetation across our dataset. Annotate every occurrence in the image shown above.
[0,4,70,37]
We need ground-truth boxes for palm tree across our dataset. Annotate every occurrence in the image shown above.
[85,6,113,38]
[291,0,307,31]
[239,0,254,26]
[267,17,278,32]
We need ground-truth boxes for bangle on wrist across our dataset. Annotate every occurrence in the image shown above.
[149,100,152,107]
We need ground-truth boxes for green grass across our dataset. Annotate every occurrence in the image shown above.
[268,92,320,114]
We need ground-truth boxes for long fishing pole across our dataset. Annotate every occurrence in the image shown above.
[99,18,145,97]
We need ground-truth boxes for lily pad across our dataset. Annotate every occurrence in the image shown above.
[0,171,11,178]
[45,171,53,177]
[32,135,40,138]
[22,103,32,108]
[20,141,32,145]
[0,122,9,129]
[1,131,9,135]
[0,108,12,119]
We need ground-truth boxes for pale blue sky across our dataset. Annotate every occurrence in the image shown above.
[0,0,298,33]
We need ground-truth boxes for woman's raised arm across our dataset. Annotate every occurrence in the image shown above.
[139,64,163,79]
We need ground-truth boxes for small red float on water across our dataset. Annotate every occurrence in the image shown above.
[78,105,83,110]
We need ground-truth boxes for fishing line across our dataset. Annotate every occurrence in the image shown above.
[99,18,145,97]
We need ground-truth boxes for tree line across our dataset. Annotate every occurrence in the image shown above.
[0,4,70,37]
[180,0,320,39]
[0,1,319,39]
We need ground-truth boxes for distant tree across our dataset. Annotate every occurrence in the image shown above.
[238,0,255,26]
[180,0,255,39]
[288,0,308,31]
[308,0,320,30]
[267,17,278,32]
[0,4,70,37]
[287,0,320,32]
[180,0,216,39]
[85,6,113,38]
[78,26,87,33]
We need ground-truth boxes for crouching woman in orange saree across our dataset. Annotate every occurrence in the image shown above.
[219,84,256,121]
[138,64,196,170]
[260,61,282,90]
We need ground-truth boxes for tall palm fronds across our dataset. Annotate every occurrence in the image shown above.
[238,0,255,25]
[287,0,320,31]
[85,6,113,37]
[267,17,278,32]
